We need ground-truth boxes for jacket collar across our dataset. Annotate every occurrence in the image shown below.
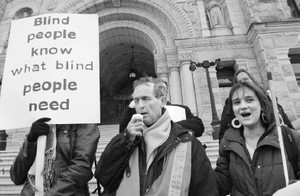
[223,128,244,145]
[170,122,193,142]
[223,122,280,149]
[257,123,280,149]
[153,122,193,162]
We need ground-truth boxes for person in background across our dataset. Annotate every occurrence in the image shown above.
[0,129,8,151]
[119,81,205,137]
[10,118,100,196]
[219,69,295,142]
[95,76,218,196]
[214,81,300,196]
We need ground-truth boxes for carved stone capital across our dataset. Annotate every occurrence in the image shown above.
[47,0,57,11]
[169,66,180,72]
[167,60,179,68]
[156,66,168,74]
[178,53,193,61]
[203,0,224,11]
[112,0,121,7]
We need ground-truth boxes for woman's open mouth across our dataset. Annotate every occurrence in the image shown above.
[241,112,251,118]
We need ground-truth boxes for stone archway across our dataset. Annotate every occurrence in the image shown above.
[99,42,156,124]
[60,0,195,124]
[98,25,160,124]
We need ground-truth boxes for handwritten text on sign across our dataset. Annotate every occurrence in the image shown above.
[0,14,100,129]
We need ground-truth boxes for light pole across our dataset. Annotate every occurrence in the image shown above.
[190,59,223,140]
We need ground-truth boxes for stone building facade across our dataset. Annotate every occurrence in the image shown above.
[0,0,300,145]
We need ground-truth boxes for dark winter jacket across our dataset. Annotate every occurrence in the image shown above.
[214,123,300,196]
[96,122,218,196]
[10,124,100,196]
[219,98,294,142]
[119,103,205,137]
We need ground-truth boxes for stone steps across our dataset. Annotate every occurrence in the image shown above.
[0,124,219,195]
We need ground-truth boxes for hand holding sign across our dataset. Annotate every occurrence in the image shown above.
[27,118,51,142]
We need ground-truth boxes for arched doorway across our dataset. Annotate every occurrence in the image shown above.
[100,41,156,124]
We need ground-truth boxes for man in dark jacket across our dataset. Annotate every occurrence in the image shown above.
[10,118,100,196]
[95,76,218,196]
[119,98,204,137]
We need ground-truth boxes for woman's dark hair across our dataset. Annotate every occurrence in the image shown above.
[228,81,274,128]
[233,69,262,88]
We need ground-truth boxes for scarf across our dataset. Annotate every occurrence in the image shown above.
[27,125,57,193]
[143,110,171,170]
[117,110,171,196]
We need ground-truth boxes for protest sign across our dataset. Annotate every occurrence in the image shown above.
[0,13,100,129]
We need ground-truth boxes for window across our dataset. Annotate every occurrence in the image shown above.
[216,60,235,105]
[288,48,300,86]
[216,60,235,88]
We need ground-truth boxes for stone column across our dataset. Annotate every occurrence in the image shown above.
[196,0,210,37]
[180,60,197,115]
[159,73,169,84]
[157,65,170,101]
[0,19,12,76]
[224,0,242,34]
[169,66,183,104]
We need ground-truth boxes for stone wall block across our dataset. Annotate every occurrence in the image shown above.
[196,70,207,87]
[199,88,210,105]
[292,98,300,117]
[261,38,274,50]
[287,80,299,93]
[282,64,295,77]
[210,76,219,88]
[251,73,263,84]
[256,53,267,68]
[251,2,290,22]
[274,80,287,91]
[276,91,294,110]
[199,105,212,122]
[269,64,283,78]
[213,91,221,106]
[253,4,274,13]
[0,54,6,75]
[265,49,277,60]
[284,110,297,121]
[272,74,284,82]
[273,36,299,48]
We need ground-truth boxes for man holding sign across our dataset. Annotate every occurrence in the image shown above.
[10,119,100,196]
[0,13,101,196]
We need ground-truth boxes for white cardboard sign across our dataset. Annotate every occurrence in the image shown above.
[0,13,100,129]
[166,105,186,122]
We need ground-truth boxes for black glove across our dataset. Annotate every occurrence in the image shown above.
[27,117,51,142]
